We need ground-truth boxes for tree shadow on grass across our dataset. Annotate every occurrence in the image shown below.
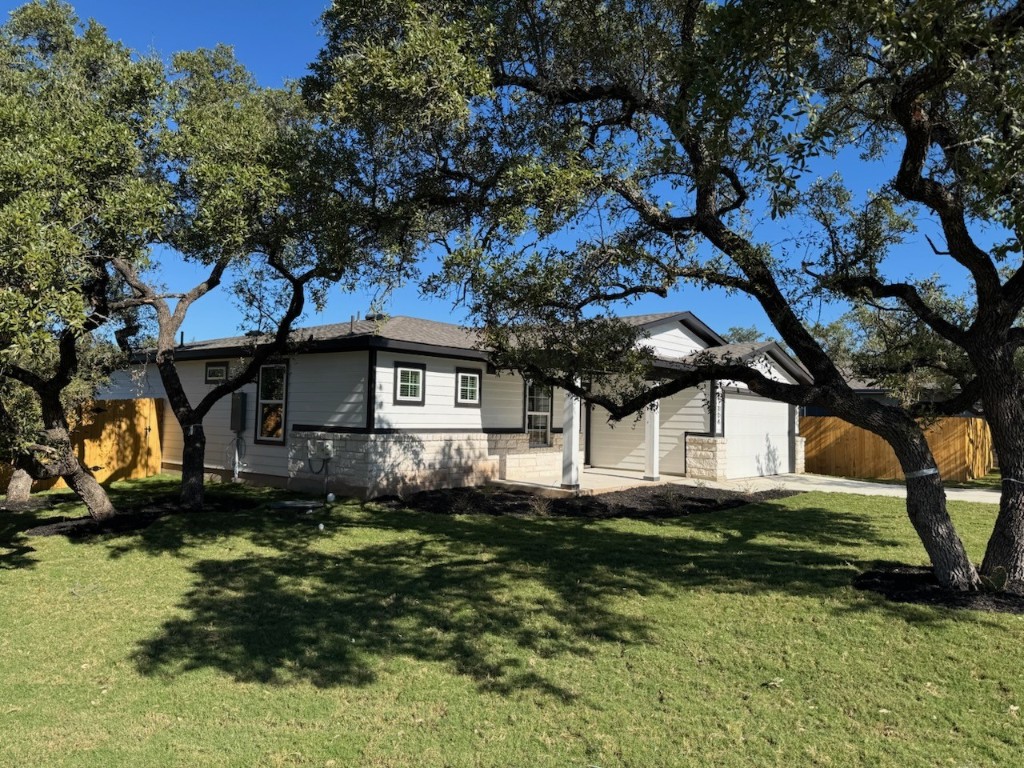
[126,498,916,694]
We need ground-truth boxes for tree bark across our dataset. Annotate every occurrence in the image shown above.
[981,484,1024,582]
[179,420,206,511]
[974,355,1024,581]
[5,468,32,502]
[903,472,980,590]
[35,393,117,521]
[62,462,117,520]
[827,397,981,590]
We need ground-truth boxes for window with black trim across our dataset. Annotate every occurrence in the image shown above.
[256,363,287,443]
[205,362,228,384]
[526,381,552,447]
[393,362,426,405]
[455,368,481,407]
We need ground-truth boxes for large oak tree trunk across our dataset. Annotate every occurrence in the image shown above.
[179,421,206,511]
[976,360,1024,582]
[35,395,117,521]
[62,461,117,520]
[5,468,32,502]
[840,403,980,591]
[903,471,979,590]
[981,484,1024,582]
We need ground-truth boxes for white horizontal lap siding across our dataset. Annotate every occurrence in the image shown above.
[724,393,792,479]
[641,320,707,358]
[589,386,708,474]
[288,351,367,429]
[721,356,799,391]
[658,387,709,475]
[149,358,298,480]
[482,371,525,431]
[589,407,646,472]
[374,352,486,431]
[150,361,268,475]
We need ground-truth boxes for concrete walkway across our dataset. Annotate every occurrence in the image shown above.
[679,472,1002,505]
[495,468,1002,505]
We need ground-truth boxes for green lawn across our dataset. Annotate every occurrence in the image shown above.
[1,476,1022,767]
[947,470,1002,490]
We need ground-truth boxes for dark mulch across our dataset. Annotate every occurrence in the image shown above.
[21,496,271,540]
[24,505,178,539]
[854,564,1024,614]
[382,482,797,520]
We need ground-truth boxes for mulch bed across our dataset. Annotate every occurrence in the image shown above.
[382,483,797,520]
[23,505,178,539]
[854,564,1024,614]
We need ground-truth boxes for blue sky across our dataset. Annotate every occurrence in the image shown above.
[4,1,971,343]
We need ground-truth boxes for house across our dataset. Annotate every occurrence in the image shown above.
[99,312,810,497]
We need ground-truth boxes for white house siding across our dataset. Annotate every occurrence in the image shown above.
[589,386,708,475]
[375,351,487,431]
[287,351,367,430]
[100,352,368,480]
[720,354,799,392]
[482,372,526,431]
[373,352,526,432]
[642,320,706,358]
[723,392,792,478]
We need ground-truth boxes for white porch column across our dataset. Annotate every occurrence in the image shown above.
[561,382,581,490]
[644,401,660,481]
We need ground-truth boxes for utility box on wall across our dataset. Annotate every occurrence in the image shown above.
[230,392,247,432]
[307,439,335,460]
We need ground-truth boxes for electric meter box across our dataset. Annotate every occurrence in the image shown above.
[230,392,247,432]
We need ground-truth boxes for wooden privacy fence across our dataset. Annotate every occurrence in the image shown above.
[1,398,163,492]
[800,416,993,483]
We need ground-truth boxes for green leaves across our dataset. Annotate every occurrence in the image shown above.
[0,1,166,353]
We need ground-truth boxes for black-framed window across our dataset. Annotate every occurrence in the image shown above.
[393,362,426,406]
[455,368,482,408]
[256,362,287,443]
[205,361,228,384]
[526,381,552,447]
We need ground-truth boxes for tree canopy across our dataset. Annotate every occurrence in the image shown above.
[0,0,166,516]
[311,0,1024,589]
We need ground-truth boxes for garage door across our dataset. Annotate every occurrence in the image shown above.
[724,393,791,478]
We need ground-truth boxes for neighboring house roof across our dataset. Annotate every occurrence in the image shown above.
[841,372,888,394]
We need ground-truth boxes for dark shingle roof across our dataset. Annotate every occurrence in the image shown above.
[159,311,744,366]
[164,315,484,361]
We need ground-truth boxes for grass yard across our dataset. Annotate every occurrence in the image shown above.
[947,471,1003,491]
[1,475,1022,767]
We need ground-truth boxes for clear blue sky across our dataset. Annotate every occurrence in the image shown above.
[5,1,966,343]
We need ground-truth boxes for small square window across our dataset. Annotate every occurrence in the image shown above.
[205,362,228,384]
[455,368,481,407]
[393,362,426,405]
